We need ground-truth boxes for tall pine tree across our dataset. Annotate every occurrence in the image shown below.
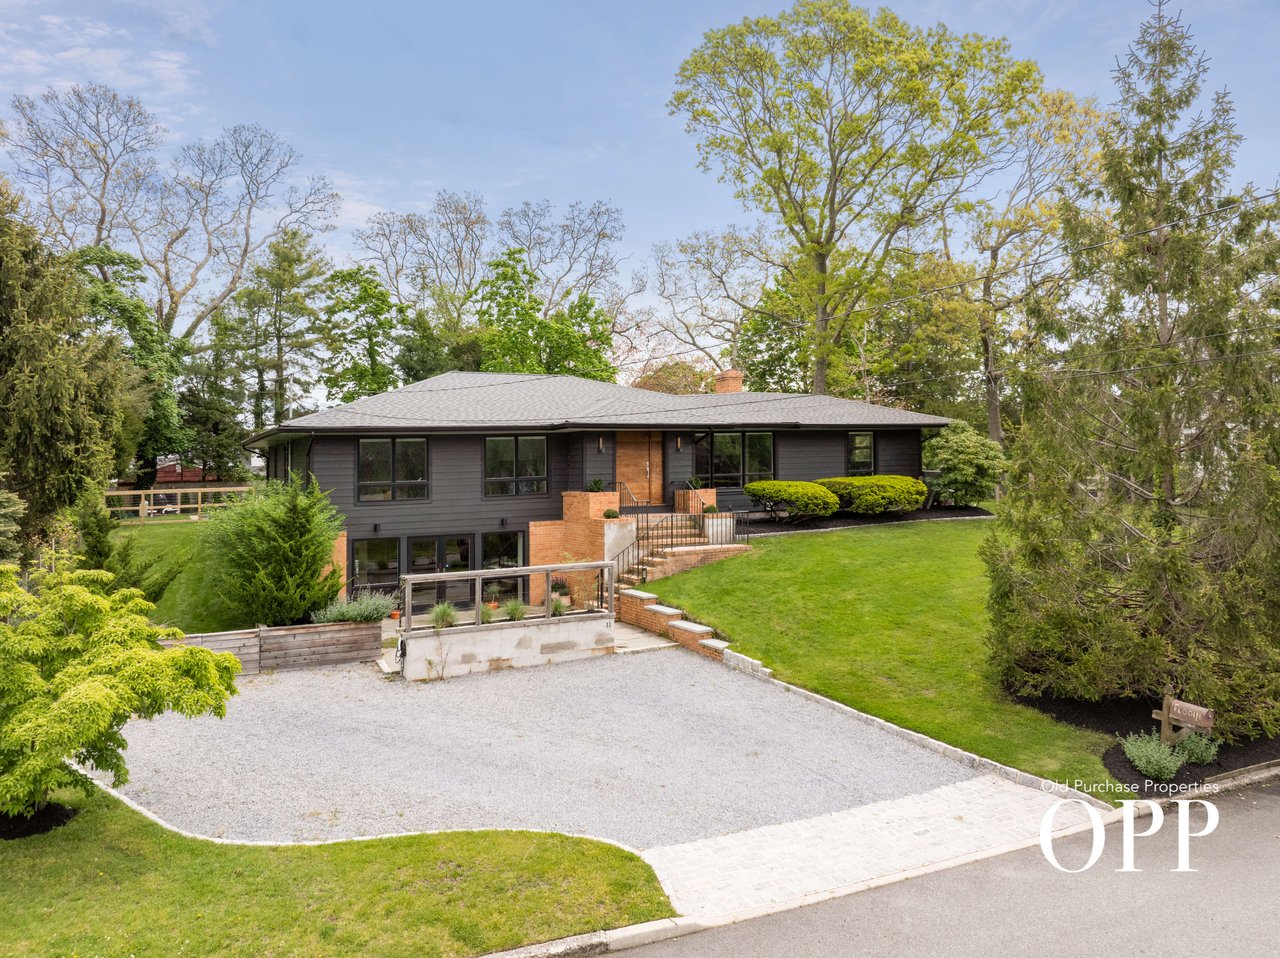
[984,4,1280,740]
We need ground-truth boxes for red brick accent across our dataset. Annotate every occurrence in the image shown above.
[616,590,723,661]
[330,530,348,600]
[644,545,750,581]
[526,492,631,604]
[676,487,717,514]
[714,369,745,394]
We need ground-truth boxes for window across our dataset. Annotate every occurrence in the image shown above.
[358,438,428,501]
[482,531,524,603]
[848,432,875,475]
[409,535,473,609]
[352,538,399,591]
[485,436,548,496]
[693,432,773,487]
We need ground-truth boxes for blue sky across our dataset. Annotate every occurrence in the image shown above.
[2,0,1277,268]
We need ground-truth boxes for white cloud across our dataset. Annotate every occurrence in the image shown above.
[114,0,218,46]
[0,7,200,103]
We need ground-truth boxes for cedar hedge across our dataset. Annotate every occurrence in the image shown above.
[815,475,928,515]
[742,480,838,520]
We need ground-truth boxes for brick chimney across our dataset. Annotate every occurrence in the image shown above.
[714,368,745,394]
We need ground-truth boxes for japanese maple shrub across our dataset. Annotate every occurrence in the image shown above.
[0,563,239,817]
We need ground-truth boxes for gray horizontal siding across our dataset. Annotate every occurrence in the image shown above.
[310,434,573,546]
[582,432,616,487]
[874,429,922,477]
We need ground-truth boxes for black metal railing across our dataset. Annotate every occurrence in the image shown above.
[609,509,752,583]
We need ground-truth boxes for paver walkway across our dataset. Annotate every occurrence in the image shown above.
[643,774,1094,917]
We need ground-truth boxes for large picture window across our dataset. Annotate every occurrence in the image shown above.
[848,432,875,475]
[357,438,428,501]
[485,436,548,496]
[693,432,773,487]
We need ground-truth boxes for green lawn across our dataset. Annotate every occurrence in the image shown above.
[651,519,1119,795]
[2,788,672,958]
[111,520,242,633]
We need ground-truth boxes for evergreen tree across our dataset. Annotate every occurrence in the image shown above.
[0,476,25,564]
[178,311,249,481]
[0,187,135,539]
[983,4,1280,740]
[233,229,330,428]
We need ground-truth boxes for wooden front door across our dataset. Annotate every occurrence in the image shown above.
[615,431,664,506]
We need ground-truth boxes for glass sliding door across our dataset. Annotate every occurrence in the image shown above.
[482,531,524,604]
[408,535,474,611]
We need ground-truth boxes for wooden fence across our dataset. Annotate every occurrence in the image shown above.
[162,621,381,676]
[106,486,252,522]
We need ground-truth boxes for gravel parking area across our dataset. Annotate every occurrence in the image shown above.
[102,651,978,848]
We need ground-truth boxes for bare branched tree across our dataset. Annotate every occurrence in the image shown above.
[355,191,489,325]
[4,84,339,339]
[7,83,161,254]
[649,225,778,369]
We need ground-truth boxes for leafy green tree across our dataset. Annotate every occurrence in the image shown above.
[0,562,239,817]
[201,478,343,627]
[0,477,25,564]
[233,229,330,429]
[923,423,1006,505]
[318,266,404,403]
[477,249,615,381]
[72,245,191,485]
[670,0,1039,394]
[178,312,250,481]
[0,187,135,539]
[983,4,1280,741]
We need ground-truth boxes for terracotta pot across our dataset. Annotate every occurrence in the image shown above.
[389,609,401,621]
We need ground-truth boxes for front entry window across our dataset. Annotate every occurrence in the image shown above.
[693,432,774,487]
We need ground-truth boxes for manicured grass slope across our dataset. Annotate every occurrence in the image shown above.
[111,521,242,633]
[2,789,672,958]
[651,520,1116,793]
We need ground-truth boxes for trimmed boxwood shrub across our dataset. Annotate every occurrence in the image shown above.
[815,476,928,515]
[742,480,838,520]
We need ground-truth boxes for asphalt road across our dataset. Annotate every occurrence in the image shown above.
[634,779,1280,958]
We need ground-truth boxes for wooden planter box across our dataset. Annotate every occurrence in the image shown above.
[257,620,383,671]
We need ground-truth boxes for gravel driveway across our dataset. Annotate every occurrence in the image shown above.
[104,650,977,847]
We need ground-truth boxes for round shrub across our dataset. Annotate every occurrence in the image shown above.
[602,508,620,519]
[742,480,838,520]
[815,475,927,515]
[702,504,719,514]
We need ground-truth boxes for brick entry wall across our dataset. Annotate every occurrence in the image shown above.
[528,491,633,604]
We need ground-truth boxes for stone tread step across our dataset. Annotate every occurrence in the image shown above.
[643,603,683,616]
[669,620,714,635]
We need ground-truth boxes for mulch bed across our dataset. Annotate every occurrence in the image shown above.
[752,504,992,534]
[1018,693,1280,796]
[0,802,78,840]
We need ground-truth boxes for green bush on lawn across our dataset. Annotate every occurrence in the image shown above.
[742,480,838,520]
[815,475,928,514]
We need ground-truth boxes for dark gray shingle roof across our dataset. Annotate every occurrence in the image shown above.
[253,371,949,441]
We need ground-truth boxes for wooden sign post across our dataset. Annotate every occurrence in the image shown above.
[1152,686,1215,746]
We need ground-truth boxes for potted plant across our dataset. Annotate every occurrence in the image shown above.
[550,578,571,601]
[585,478,606,492]
[484,583,503,609]
[503,598,526,621]
[389,608,401,621]
[550,597,568,617]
